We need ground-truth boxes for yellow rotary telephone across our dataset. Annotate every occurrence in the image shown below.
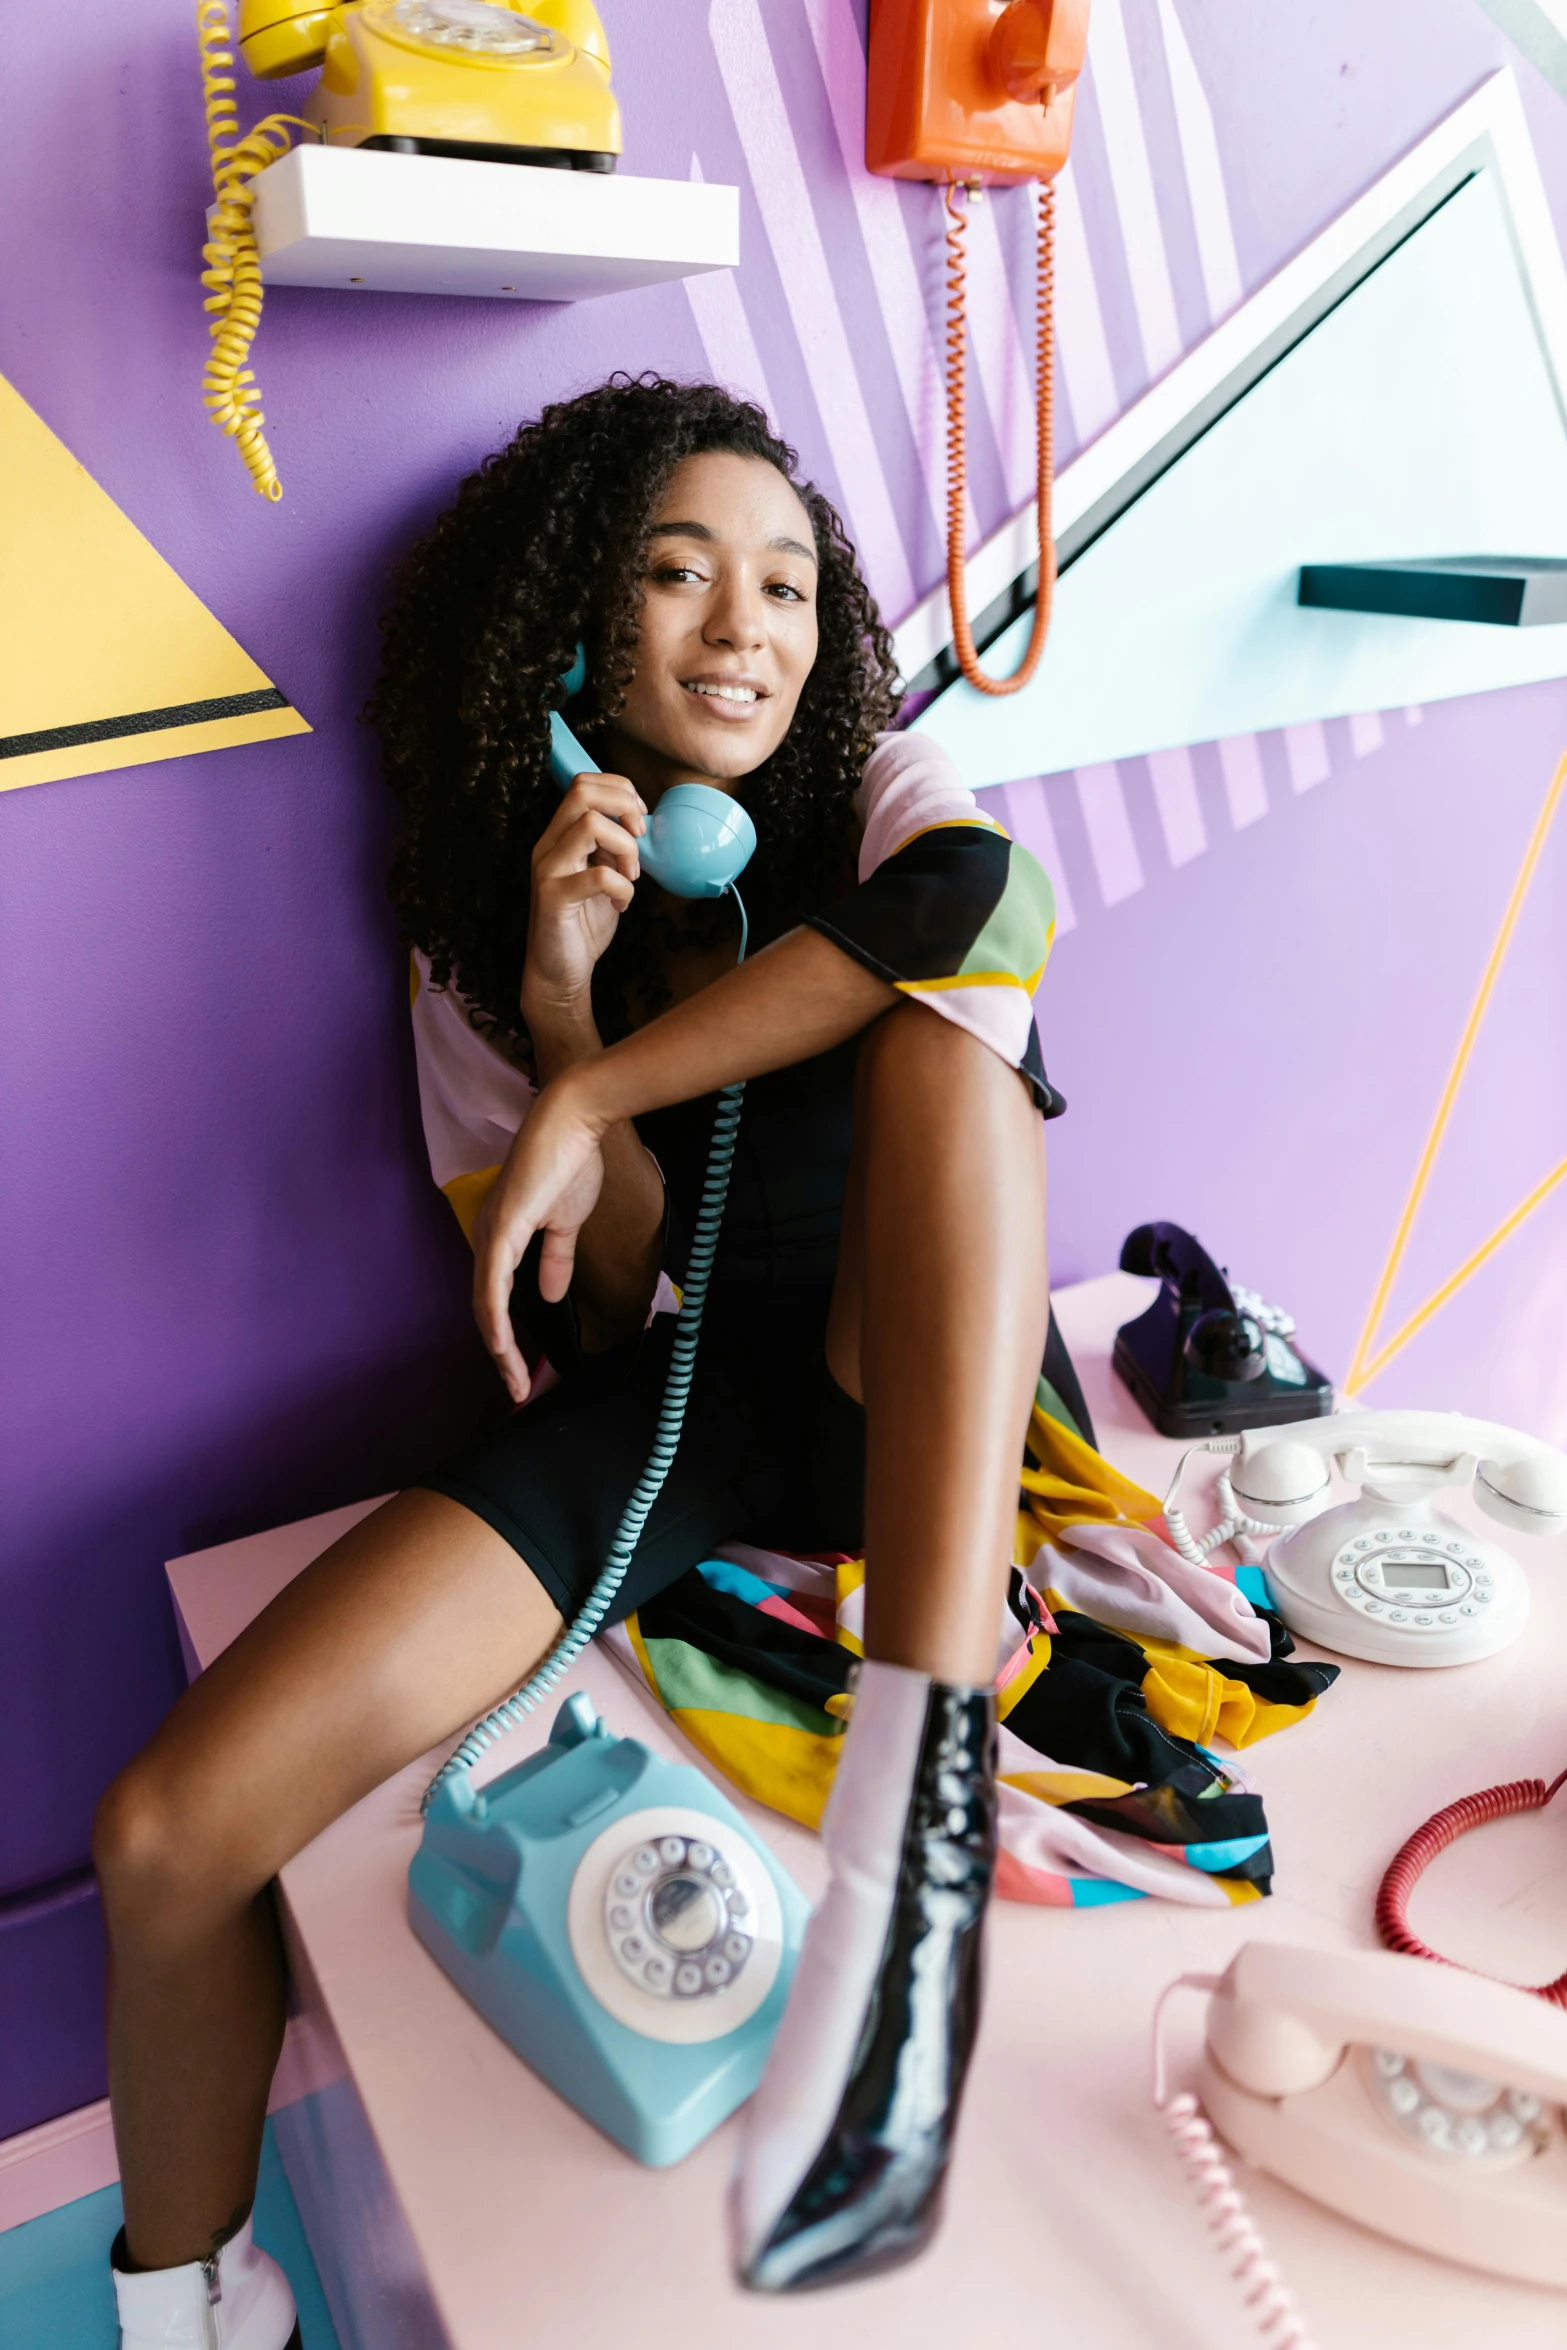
[198,0,620,498]
[237,0,619,168]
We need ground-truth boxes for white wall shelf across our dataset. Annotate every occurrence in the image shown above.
[252,145,738,302]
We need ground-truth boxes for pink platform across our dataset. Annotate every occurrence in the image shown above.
[16,1273,1567,2346]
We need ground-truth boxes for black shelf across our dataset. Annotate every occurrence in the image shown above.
[1299,556,1567,627]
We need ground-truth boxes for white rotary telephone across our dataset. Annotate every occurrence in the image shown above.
[1227,1411,1567,1666]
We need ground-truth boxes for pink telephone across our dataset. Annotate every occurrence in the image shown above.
[1159,1939,1567,2323]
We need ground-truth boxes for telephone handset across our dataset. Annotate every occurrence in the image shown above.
[1226,1412,1567,1666]
[549,649,757,902]
[1174,1940,1567,2291]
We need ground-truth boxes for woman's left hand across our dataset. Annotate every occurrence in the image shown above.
[473,1073,609,1404]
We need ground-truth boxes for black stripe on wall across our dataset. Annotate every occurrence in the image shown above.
[0,688,291,761]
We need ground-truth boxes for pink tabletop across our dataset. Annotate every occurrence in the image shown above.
[166,1272,1567,2349]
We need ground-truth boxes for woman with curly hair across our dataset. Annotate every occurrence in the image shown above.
[94,377,1065,2341]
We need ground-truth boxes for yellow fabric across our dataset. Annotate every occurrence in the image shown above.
[441,1165,501,1244]
[898,967,1039,994]
[663,1709,844,1831]
[999,1767,1136,1803]
[833,1557,867,1657]
[995,1632,1053,1724]
[1134,1630,1320,1749]
[897,815,1010,848]
[628,1606,841,1834]
[1016,1402,1164,1557]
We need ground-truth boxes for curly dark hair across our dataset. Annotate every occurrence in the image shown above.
[369,375,902,1052]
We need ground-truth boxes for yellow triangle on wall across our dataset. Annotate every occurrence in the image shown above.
[0,373,310,793]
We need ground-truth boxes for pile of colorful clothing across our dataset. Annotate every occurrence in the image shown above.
[606,1378,1338,1909]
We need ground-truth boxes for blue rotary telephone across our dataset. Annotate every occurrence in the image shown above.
[409,656,781,2163]
[411,1694,808,2166]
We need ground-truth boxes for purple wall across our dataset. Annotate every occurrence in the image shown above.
[4,0,1566,2136]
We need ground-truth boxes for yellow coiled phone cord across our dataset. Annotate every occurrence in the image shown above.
[197,1,313,498]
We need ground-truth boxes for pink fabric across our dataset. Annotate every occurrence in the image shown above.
[1049,1520,1274,1663]
[756,1593,828,1639]
[855,731,1002,882]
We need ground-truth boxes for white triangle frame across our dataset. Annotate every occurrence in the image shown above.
[897,71,1567,774]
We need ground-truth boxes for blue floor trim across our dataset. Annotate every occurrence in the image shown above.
[0,2120,341,2349]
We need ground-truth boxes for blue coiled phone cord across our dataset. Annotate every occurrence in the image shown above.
[423,886,749,1813]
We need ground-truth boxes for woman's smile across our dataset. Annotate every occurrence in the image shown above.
[680,671,769,717]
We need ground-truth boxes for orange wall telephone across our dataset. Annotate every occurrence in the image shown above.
[866,0,1090,693]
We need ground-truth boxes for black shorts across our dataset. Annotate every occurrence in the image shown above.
[421,1283,866,1626]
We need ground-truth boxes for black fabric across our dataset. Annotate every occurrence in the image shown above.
[425,1289,867,1627]
[1047,1603,1339,1713]
[640,1569,858,1711]
[1062,1765,1270,1856]
[432,1031,1081,1623]
[1207,1648,1340,1708]
[806,830,1066,1118]
[634,1042,859,1296]
[810,829,1014,983]
[1001,1651,1204,1789]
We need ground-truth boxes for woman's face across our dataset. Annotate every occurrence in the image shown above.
[606,450,820,792]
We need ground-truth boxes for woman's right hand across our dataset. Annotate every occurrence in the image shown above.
[520,774,646,1027]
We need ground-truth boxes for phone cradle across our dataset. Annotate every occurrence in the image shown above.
[408,1694,808,2167]
[1264,1499,1529,1667]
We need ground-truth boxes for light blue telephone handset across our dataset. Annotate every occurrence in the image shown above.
[409,656,788,2166]
[547,646,757,900]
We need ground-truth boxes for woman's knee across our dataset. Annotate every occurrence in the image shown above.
[856,1000,1040,1149]
[93,1749,250,1942]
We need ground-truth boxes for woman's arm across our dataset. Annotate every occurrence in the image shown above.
[503,772,667,1345]
[512,1001,665,1342]
[476,927,895,1399]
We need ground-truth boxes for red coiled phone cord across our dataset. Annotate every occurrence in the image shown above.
[1375,1764,1567,2006]
[943,176,1057,696]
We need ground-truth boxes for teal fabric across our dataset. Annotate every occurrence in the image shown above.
[0,2122,339,2350]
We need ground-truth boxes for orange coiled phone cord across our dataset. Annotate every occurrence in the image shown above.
[943,175,1057,696]
[197,0,311,499]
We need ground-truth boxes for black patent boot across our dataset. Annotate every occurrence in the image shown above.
[735,1660,997,2292]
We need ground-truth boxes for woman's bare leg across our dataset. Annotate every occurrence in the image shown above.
[826,1001,1048,1681]
[93,1488,562,2271]
[739,1004,1048,2289]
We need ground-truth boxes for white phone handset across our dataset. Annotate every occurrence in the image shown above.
[1190,1940,1567,2289]
[1226,1412,1567,1665]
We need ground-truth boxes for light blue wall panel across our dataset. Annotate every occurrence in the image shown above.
[918,168,1567,784]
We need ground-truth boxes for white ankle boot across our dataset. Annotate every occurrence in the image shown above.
[112,2217,300,2349]
[734,1658,998,2291]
